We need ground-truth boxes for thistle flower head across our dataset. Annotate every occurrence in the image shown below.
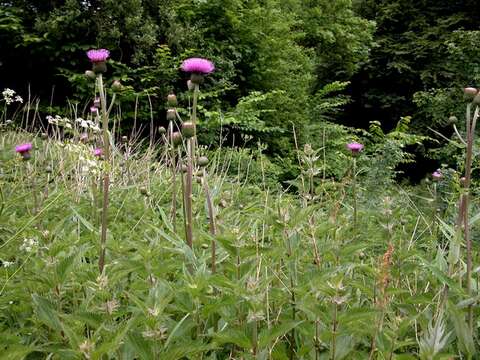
[87,49,110,63]
[346,142,364,154]
[93,148,103,157]
[181,58,215,74]
[432,170,442,180]
[15,143,32,154]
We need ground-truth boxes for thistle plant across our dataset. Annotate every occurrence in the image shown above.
[456,87,479,331]
[180,57,215,248]
[15,142,38,214]
[86,48,119,274]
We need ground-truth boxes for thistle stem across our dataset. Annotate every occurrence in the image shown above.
[97,74,110,274]
[184,84,199,248]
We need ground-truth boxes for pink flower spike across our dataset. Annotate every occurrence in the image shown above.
[93,148,103,157]
[346,142,364,153]
[181,58,215,74]
[432,170,442,179]
[15,143,32,154]
[87,49,110,63]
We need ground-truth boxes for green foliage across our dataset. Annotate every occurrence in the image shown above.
[0,125,479,358]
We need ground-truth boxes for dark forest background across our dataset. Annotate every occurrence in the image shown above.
[1,0,480,181]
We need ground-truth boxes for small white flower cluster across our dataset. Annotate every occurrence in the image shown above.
[1,260,14,268]
[79,155,100,176]
[75,118,100,132]
[47,115,72,129]
[20,238,38,253]
[2,88,23,105]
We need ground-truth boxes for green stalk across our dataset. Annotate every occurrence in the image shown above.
[202,169,217,273]
[352,157,358,230]
[97,74,110,274]
[463,103,477,331]
[184,84,199,248]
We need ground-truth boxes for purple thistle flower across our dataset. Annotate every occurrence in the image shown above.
[87,49,110,63]
[93,148,103,157]
[90,106,98,114]
[15,143,32,154]
[181,58,215,74]
[432,170,442,180]
[346,142,364,154]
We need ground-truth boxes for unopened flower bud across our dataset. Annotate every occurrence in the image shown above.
[41,133,48,139]
[198,156,209,167]
[181,164,188,173]
[304,144,313,156]
[93,97,101,108]
[45,165,53,173]
[121,135,128,143]
[182,121,195,138]
[187,80,194,91]
[464,87,478,97]
[448,115,457,124]
[166,109,176,121]
[111,80,123,92]
[140,187,149,196]
[92,62,107,74]
[167,93,177,107]
[158,126,166,135]
[190,73,204,85]
[171,131,182,146]
[85,70,96,80]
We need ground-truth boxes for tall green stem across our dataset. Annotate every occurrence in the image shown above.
[352,157,358,230]
[97,74,110,274]
[463,103,477,331]
[184,84,199,248]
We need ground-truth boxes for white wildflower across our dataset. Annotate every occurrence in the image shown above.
[20,238,38,253]
[2,260,14,268]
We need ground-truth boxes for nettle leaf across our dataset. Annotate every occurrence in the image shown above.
[258,320,303,348]
[214,328,252,349]
[31,294,62,332]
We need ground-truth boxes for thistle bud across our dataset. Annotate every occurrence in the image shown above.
[93,97,101,108]
[187,80,195,91]
[112,80,123,92]
[181,164,188,173]
[190,73,204,85]
[92,62,107,74]
[158,126,167,135]
[171,131,182,146]
[167,93,177,107]
[85,70,96,80]
[41,133,48,140]
[45,165,53,174]
[121,135,128,143]
[474,94,480,105]
[140,187,149,196]
[80,133,89,143]
[448,115,457,124]
[464,87,478,97]
[198,156,209,167]
[166,109,176,121]
[182,121,195,138]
